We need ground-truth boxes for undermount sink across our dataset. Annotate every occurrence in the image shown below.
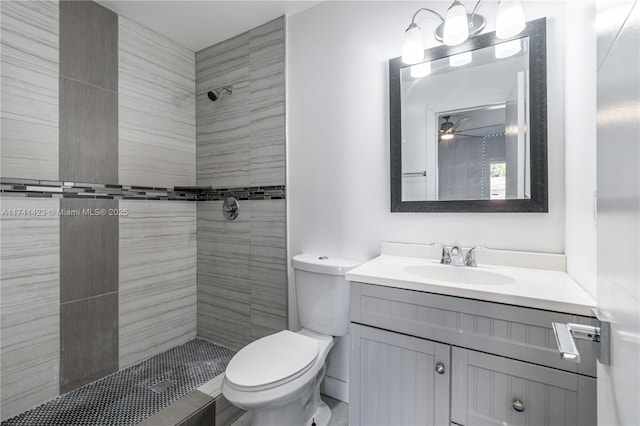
[403,264,516,285]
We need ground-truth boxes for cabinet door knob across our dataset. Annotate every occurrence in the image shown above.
[512,398,525,412]
[435,362,445,374]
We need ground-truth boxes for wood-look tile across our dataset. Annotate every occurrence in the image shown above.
[0,1,59,180]
[194,19,286,348]
[197,201,251,350]
[249,200,287,339]
[196,372,225,398]
[60,293,118,394]
[179,402,216,426]
[195,32,249,94]
[0,198,60,421]
[1,118,59,180]
[118,17,196,188]
[60,198,118,303]
[59,0,117,91]
[249,17,285,187]
[59,77,118,183]
[138,390,214,426]
[196,32,250,188]
[119,201,197,368]
[216,395,246,426]
[196,80,250,188]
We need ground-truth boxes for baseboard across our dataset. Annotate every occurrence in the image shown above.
[321,376,349,403]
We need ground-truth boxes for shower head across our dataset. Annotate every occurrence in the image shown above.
[207,86,233,102]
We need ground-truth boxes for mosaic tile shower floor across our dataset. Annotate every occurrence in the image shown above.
[2,339,235,426]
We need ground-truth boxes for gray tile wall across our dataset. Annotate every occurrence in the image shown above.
[119,201,197,368]
[60,292,119,393]
[0,1,59,180]
[59,77,118,183]
[57,1,120,394]
[59,198,119,392]
[196,32,251,188]
[196,17,285,188]
[198,201,252,349]
[119,17,196,188]
[249,200,287,340]
[59,0,118,183]
[195,17,287,350]
[438,135,506,200]
[0,199,60,421]
[1,4,285,420]
[60,198,119,302]
[197,200,287,350]
[248,19,286,187]
[59,0,117,91]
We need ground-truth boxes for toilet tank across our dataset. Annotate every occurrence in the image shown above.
[292,254,362,336]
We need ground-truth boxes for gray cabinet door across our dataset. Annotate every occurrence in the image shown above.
[350,323,450,426]
[451,347,596,426]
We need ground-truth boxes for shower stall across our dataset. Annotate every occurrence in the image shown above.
[0,2,286,424]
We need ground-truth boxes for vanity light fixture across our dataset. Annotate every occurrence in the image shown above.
[401,0,526,64]
[410,61,432,78]
[449,51,472,67]
[495,39,522,58]
[443,1,470,46]
[496,0,526,39]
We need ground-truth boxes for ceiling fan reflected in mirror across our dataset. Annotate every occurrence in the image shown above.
[439,115,470,140]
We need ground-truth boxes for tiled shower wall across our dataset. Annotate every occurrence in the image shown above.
[0,1,197,420]
[196,17,287,350]
[1,1,286,420]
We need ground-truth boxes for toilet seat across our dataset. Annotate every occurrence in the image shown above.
[225,330,319,391]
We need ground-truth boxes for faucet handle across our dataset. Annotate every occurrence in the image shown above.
[465,246,487,267]
[449,246,466,266]
[440,247,451,264]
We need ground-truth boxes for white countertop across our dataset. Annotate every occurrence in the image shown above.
[346,254,597,316]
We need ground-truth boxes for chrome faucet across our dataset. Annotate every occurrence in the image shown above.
[441,245,465,266]
[440,247,450,265]
[464,246,486,267]
[449,246,466,266]
[440,245,487,267]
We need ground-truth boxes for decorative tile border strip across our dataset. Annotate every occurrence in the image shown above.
[0,178,285,201]
[195,185,286,201]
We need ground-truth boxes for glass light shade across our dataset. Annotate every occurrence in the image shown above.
[440,133,454,140]
[495,39,522,58]
[402,25,424,64]
[443,2,469,46]
[410,61,431,78]
[496,0,526,39]
[449,51,472,67]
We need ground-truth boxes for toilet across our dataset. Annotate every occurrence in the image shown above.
[222,254,361,426]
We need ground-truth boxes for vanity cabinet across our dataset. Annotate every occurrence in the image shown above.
[349,282,597,426]
[451,347,596,426]
[350,324,450,426]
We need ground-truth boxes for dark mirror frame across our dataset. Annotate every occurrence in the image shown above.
[390,17,547,213]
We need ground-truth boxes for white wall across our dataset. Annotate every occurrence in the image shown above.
[286,0,572,399]
[287,0,568,326]
[563,1,598,299]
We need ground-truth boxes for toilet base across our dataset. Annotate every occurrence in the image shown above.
[246,362,332,426]
[222,330,335,426]
[308,399,331,426]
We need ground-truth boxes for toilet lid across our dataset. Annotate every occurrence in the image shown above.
[225,330,319,389]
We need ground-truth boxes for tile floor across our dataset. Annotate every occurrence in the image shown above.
[231,394,349,426]
[1,339,234,426]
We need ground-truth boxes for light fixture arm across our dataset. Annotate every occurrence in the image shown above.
[470,0,485,21]
[409,8,445,27]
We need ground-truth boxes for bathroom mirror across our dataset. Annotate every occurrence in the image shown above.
[390,18,547,212]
